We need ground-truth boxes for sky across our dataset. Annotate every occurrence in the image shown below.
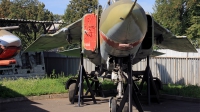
[39,0,155,15]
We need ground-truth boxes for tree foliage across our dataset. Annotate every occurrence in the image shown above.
[185,1,200,48]
[152,0,200,48]
[53,14,63,21]
[0,0,53,20]
[0,0,12,18]
[59,0,100,51]
[63,0,98,24]
[0,0,54,50]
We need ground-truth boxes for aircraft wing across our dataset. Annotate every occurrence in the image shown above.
[154,21,197,52]
[58,47,83,57]
[151,51,165,57]
[24,19,82,52]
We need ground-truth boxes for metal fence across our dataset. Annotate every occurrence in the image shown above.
[44,52,200,85]
[132,57,200,85]
[44,52,80,75]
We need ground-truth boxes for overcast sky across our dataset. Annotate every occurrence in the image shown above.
[39,0,155,15]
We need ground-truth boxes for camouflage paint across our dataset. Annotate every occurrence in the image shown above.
[99,0,147,61]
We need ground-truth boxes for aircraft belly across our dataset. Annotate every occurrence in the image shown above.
[132,48,153,65]
[83,50,101,66]
[87,55,101,66]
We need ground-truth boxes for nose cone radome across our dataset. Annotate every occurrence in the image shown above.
[100,1,147,44]
[0,30,21,47]
[99,1,148,58]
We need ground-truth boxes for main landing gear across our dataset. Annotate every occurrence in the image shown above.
[65,54,162,112]
[65,52,97,106]
[109,55,162,112]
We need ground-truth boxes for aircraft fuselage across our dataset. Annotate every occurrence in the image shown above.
[0,29,21,60]
[100,1,147,60]
[84,1,148,70]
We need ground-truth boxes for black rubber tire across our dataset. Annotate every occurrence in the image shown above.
[111,98,117,112]
[69,83,77,103]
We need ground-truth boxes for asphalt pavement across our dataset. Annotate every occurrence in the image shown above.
[0,97,199,112]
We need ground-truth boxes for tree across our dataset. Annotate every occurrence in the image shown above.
[153,0,187,35]
[0,0,12,18]
[53,14,63,21]
[152,0,200,48]
[7,0,53,21]
[0,0,53,20]
[59,0,100,51]
[63,0,98,24]
[0,0,54,50]
[186,1,200,48]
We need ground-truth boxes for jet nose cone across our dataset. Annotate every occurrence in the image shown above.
[7,35,21,46]
[0,30,21,47]
[100,1,147,44]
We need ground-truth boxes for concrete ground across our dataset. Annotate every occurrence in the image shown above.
[0,97,199,112]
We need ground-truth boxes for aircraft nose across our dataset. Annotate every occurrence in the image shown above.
[100,1,147,43]
[0,34,21,47]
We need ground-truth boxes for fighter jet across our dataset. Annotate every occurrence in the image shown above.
[0,26,21,65]
[25,0,196,112]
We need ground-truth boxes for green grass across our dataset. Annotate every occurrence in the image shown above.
[137,83,200,99]
[100,79,116,90]
[0,75,116,98]
[161,84,200,98]
[0,76,70,98]
[0,75,200,99]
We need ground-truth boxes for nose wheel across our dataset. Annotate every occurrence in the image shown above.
[110,98,118,112]
[110,98,129,112]
[109,55,143,112]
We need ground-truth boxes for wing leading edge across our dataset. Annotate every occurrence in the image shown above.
[24,19,82,52]
[58,47,84,57]
[154,21,197,52]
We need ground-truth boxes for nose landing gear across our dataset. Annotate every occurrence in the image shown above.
[109,55,143,112]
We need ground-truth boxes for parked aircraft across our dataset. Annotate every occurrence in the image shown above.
[25,0,196,112]
[0,26,21,66]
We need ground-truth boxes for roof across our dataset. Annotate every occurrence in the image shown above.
[156,49,200,58]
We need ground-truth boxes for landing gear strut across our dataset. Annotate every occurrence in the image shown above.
[110,55,161,112]
[71,52,97,106]
[110,55,143,112]
[138,56,160,105]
